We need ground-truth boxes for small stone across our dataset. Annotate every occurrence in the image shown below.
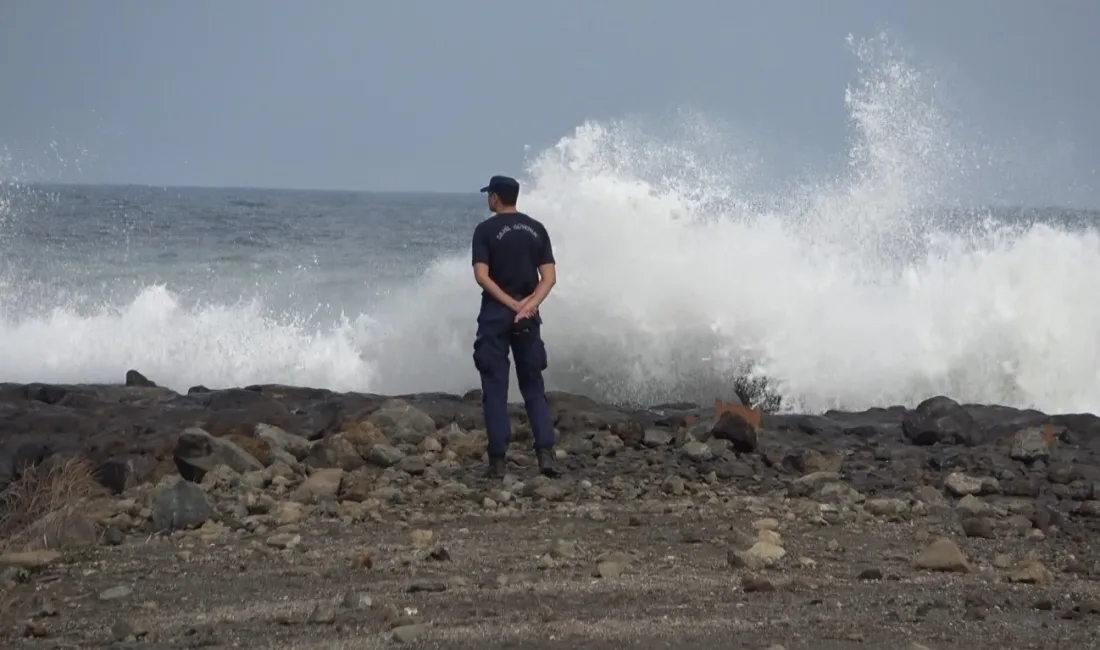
[661,475,685,495]
[914,537,970,573]
[742,574,775,592]
[98,585,134,601]
[643,429,673,447]
[308,603,337,624]
[593,552,631,578]
[271,500,307,526]
[392,623,429,643]
[944,473,982,497]
[956,494,988,517]
[1008,557,1053,585]
[549,539,577,559]
[680,441,713,462]
[291,467,343,504]
[265,533,302,550]
[33,596,57,617]
[913,485,946,505]
[960,517,995,539]
[352,551,374,569]
[865,498,908,517]
[425,546,451,562]
[408,580,448,593]
[1010,426,1052,462]
[756,529,782,546]
[150,477,215,532]
[367,444,406,468]
[744,540,786,567]
[103,526,125,546]
[409,529,434,548]
[112,619,147,641]
[0,550,61,570]
[342,592,372,610]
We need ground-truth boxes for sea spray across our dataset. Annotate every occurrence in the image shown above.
[3,33,1100,415]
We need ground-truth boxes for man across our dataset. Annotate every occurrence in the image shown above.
[471,175,560,479]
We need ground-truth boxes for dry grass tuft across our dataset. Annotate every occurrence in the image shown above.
[0,456,105,553]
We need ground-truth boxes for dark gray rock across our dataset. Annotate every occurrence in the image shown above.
[711,412,758,453]
[151,478,215,532]
[903,396,982,446]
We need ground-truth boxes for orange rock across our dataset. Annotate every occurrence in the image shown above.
[225,434,273,466]
[714,397,761,430]
[352,550,374,569]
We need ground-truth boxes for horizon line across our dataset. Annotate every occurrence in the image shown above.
[2,180,1098,213]
[0,179,478,196]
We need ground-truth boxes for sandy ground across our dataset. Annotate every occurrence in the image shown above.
[4,481,1099,650]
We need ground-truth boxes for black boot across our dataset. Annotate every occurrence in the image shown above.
[536,448,561,478]
[484,456,507,479]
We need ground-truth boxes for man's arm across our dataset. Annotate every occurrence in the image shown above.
[516,225,557,318]
[471,225,522,311]
[474,262,522,312]
[519,263,556,313]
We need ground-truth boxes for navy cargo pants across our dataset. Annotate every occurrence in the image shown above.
[472,300,556,458]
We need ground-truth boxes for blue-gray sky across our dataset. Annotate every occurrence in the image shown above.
[1,0,1098,205]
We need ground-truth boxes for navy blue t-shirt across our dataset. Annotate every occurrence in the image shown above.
[471,212,555,306]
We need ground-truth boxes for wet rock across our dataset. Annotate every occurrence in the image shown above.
[125,369,156,387]
[903,396,980,446]
[711,411,758,453]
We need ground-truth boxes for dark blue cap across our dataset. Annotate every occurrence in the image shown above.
[479,175,520,194]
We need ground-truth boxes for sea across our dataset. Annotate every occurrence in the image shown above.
[3,36,1100,415]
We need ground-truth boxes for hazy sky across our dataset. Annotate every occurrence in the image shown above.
[1,1,1098,205]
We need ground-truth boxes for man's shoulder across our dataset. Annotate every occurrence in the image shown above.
[473,217,495,236]
[516,212,549,234]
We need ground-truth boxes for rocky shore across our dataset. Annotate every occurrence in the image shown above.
[2,371,1100,648]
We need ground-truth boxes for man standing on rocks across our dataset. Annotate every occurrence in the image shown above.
[471,175,560,479]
